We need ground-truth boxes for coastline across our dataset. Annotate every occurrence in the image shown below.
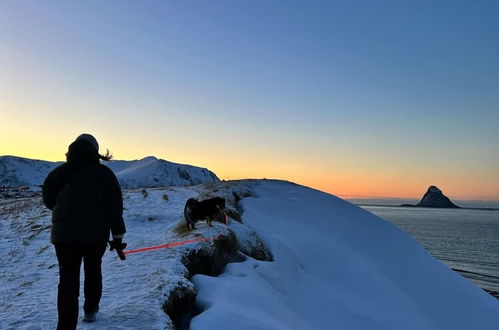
[358,203,499,211]
[359,204,499,301]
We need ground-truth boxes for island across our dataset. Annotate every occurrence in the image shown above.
[402,186,460,208]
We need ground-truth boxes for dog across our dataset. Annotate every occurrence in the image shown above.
[184,197,226,230]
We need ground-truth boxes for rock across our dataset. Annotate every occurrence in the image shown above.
[415,186,460,208]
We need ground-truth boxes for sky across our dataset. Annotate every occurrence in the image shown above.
[1,0,498,200]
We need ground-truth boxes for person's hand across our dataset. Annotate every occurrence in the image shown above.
[109,238,127,260]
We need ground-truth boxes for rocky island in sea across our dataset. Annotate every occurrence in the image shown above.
[402,186,460,208]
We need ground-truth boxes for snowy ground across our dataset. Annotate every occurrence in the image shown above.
[0,181,255,330]
[1,180,499,330]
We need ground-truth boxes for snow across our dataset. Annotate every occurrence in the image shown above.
[0,156,60,187]
[191,181,499,330]
[0,182,256,329]
[0,155,219,189]
[1,179,498,330]
[107,157,219,189]
[0,189,178,329]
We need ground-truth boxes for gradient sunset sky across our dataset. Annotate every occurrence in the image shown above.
[1,1,498,200]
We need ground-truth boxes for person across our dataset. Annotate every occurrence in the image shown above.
[42,134,127,330]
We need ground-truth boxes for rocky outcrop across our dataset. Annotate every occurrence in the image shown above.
[409,186,460,208]
[163,227,272,330]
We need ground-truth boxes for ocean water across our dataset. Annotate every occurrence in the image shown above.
[360,205,499,294]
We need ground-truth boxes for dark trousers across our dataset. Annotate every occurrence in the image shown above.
[54,242,107,330]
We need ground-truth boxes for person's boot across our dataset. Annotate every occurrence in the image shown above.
[82,306,99,322]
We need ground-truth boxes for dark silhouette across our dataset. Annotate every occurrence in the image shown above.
[401,185,460,208]
[417,186,459,208]
[42,134,127,329]
[184,197,226,229]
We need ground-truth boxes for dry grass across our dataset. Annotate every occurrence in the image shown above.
[172,220,192,236]
[225,209,242,222]
[0,198,43,218]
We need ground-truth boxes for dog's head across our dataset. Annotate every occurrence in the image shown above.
[185,198,199,207]
[212,197,226,210]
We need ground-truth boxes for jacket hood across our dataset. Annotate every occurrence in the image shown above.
[66,139,99,166]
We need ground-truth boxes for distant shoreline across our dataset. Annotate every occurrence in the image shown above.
[357,203,499,211]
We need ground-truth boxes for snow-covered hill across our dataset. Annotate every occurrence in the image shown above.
[0,155,219,190]
[1,180,498,329]
[192,181,499,329]
[107,156,219,189]
[0,156,61,187]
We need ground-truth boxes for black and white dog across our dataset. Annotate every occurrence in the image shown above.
[184,197,226,230]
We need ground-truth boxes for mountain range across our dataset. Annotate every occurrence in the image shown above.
[0,155,219,189]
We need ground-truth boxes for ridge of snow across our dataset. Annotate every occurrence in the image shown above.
[0,155,61,187]
[191,181,499,330]
[0,155,219,189]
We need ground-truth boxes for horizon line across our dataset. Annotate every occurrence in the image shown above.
[338,194,499,203]
[2,154,498,202]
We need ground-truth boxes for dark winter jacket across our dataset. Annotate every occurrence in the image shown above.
[42,140,126,243]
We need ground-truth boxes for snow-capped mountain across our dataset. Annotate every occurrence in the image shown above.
[0,156,61,187]
[0,155,219,189]
[107,156,220,188]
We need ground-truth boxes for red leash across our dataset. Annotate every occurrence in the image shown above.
[124,237,209,255]
[124,212,229,255]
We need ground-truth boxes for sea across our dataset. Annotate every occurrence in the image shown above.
[360,205,499,296]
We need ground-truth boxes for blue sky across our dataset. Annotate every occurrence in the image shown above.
[1,0,498,199]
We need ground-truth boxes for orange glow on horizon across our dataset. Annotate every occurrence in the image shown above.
[1,118,498,201]
[2,143,498,201]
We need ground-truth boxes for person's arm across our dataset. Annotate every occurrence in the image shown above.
[103,166,127,260]
[42,167,64,210]
[103,166,126,237]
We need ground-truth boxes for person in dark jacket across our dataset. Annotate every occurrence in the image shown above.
[42,133,127,330]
